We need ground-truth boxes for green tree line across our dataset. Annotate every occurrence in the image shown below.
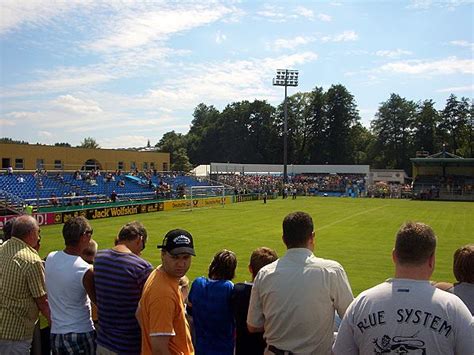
[157,86,473,173]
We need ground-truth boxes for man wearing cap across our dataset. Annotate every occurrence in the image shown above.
[138,229,195,355]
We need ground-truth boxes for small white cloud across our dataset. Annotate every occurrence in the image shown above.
[39,131,53,138]
[317,13,332,22]
[256,4,290,22]
[379,57,473,75]
[376,49,412,58]
[53,95,103,114]
[216,30,227,44]
[322,30,358,43]
[100,135,150,149]
[450,40,474,50]
[273,36,315,50]
[436,84,474,93]
[0,118,17,126]
[294,6,314,19]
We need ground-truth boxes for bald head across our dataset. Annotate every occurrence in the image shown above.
[12,215,39,240]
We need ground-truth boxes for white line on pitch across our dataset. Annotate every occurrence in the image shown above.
[316,205,389,231]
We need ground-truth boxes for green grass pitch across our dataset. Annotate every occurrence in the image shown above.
[38,197,474,296]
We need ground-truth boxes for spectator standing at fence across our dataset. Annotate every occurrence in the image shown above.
[110,190,117,202]
[333,222,474,354]
[94,222,153,355]
[45,216,96,355]
[232,247,278,355]
[247,211,353,355]
[138,229,195,355]
[0,215,50,354]
[188,249,237,355]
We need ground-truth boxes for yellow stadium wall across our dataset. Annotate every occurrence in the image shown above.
[0,143,170,172]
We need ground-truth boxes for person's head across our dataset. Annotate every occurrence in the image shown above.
[62,216,93,250]
[393,222,436,267]
[116,221,147,256]
[208,249,237,280]
[249,247,278,279]
[12,215,41,250]
[453,244,474,284]
[157,229,195,279]
[282,211,314,249]
[2,217,16,242]
[82,239,98,264]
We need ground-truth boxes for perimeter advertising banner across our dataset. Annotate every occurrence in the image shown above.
[54,202,164,224]
[163,196,231,211]
[0,213,56,228]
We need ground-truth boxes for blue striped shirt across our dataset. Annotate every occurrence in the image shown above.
[94,249,153,354]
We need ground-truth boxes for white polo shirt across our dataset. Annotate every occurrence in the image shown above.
[247,248,353,355]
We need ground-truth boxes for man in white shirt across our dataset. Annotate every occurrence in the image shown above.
[333,222,474,355]
[45,216,96,355]
[247,211,353,355]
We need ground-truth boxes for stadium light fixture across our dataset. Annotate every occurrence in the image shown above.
[273,69,299,184]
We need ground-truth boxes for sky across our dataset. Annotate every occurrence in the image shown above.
[0,0,473,149]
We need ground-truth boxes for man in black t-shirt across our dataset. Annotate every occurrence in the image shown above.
[231,247,278,355]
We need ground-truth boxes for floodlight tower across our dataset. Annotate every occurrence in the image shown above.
[273,69,298,184]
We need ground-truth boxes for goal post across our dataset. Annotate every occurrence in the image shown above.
[189,185,226,211]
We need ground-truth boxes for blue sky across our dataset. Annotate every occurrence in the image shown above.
[1,0,472,148]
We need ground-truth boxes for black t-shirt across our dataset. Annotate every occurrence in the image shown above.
[231,282,266,355]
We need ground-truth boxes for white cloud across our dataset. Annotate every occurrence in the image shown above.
[256,4,289,22]
[53,95,103,114]
[376,49,413,58]
[98,135,150,149]
[317,13,332,22]
[294,6,314,19]
[0,0,87,35]
[379,57,473,75]
[39,131,53,138]
[450,40,474,50]
[322,30,358,43]
[436,84,474,93]
[407,0,471,10]
[0,118,16,126]
[85,4,236,52]
[273,36,315,50]
[216,30,227,44]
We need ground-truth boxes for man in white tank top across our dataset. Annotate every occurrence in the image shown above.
[45,216,96,355]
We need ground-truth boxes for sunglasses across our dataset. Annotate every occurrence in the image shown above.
[84,229,93,236]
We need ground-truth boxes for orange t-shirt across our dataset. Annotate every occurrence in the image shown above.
[139,267,194,355]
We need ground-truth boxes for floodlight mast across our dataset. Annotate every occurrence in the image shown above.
[273,69,298,184]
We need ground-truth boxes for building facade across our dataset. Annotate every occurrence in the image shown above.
[1,143,170,172]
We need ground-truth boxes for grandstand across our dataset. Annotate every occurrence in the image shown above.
[411,151,474,201]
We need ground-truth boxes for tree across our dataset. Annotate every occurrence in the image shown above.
[438,94,469,155]
[307,87,328,164]
[78,137,100,149]
[412,100,440,155]
[187,104,222,164]
[172,148,193,172]
[0,137,29,144]
[54,142,71,147]
[155,131,189,162]
[371,94,416,171]
[324,84,360,164]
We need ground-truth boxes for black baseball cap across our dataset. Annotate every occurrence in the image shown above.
[157,229,196,256]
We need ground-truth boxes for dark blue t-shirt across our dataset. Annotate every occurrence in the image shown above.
[188,277,235,355]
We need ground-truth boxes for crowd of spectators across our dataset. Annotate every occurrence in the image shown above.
[218,173,367,197]
[1,213,472,355]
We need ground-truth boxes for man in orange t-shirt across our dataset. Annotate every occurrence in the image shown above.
[138,229,195,355]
